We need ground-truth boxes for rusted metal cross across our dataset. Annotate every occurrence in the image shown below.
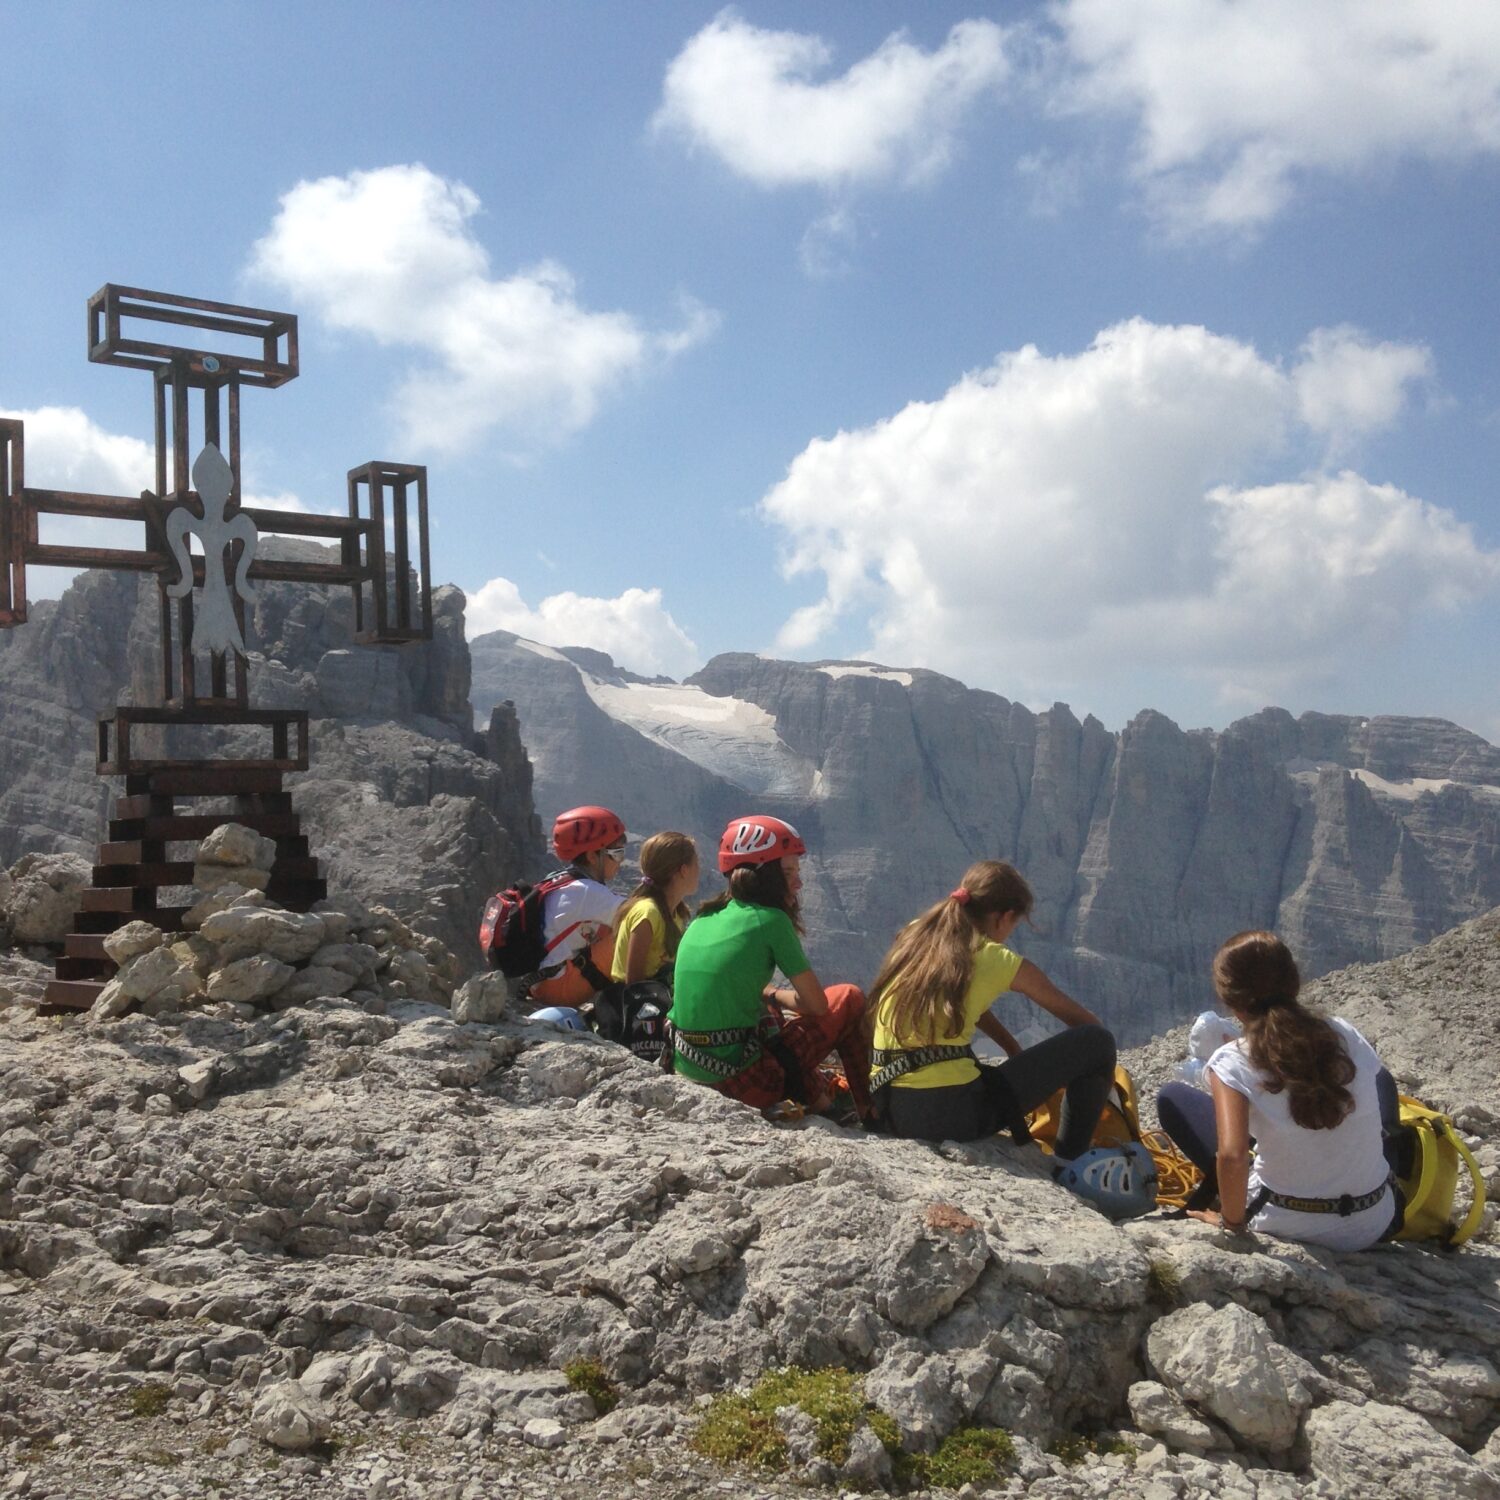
[1,284,436,1008]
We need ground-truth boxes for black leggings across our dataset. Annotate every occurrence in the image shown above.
[1157,1069,1400,1208]
[884,1023,1117,1160]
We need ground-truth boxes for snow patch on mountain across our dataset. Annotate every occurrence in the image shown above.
[580,678,816,797]
[816,662,916,688]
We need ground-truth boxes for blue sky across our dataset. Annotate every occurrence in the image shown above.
[3,1,1498,739]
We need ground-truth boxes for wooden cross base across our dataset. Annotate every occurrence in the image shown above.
[43,761,328,1012]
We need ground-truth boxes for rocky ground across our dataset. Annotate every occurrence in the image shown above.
[2,876,1499,1498]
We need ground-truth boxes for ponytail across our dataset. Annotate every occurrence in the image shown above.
[870,861,1033,1044]
[1213,931,1354,1131]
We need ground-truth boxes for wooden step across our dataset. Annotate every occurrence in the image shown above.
[55,954,114,981]
[79,886,158,913]
[108,812,302,842]
[267,877,327,909]
[92,860,197,887]
[113,794,175,819]
[98,840,167,865]
[126,767,285,797]
[64,933,111,961]
[72,906,190,935]
[42,979,105,1011]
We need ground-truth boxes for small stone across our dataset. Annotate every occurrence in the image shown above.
[205,955,295,1005]
[178,1060,218,1102]
[523,1416,566,1449]
[102,920,164,965]
[193,861,272,894]
[249,1379,330,1451]
[197,822,278,871]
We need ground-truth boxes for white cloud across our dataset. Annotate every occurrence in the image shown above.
[1054,0,1500,232]
[466,575,699,680]
[0,406,153,596]
[656,11,1008,188]
[1292,325,1433,447]
[0,406,318,598]
[248,164,716,454]
[759,319,1500,702]
[798,207,863,278]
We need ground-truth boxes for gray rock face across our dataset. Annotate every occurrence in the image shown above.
[0,550,544,963]
[473,636,1500,1042]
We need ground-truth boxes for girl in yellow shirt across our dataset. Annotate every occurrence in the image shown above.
[611,831,700,987]
[870,860,1117,1165]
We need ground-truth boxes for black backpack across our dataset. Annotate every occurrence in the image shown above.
[478,870,578,978]
[620,980,672,1062]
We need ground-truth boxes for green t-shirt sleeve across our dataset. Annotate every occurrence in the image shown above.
[764,908,811,979]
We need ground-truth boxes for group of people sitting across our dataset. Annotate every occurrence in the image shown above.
[513,804,1400,1250]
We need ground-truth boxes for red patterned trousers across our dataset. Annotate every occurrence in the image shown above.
[717,983,872,1118]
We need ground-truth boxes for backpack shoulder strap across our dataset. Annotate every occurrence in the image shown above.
[1442,1118,1487,1248]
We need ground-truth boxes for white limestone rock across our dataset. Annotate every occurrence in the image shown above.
[451,972,509,1025]
[4,852,91,944]
[204,955,295,1005]
[1146,1302,1311,1455]
[249,1378,330,1451]
[1305,1399,1500,1499]
[272,965,358,1007]
[102,920,164,965]
[199,906,327,964]
[1127,1379,1219,1453]
[114,947,193,1002]
[197,822,277,872]
[183,885,267,929]
[192,860,271,894]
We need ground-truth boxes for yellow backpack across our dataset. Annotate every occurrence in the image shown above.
[1389,1096,1487,1248]
[1026,1063,1142,1151]
[1027,1065,1204,1211]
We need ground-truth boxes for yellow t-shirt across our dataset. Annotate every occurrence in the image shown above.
[610,900,685,983]
[871,941,1024,1088]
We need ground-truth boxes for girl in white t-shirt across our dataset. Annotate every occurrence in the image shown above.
[1158,930,1399,1250]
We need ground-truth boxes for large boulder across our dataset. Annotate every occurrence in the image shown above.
[4,852,91,944]
[1305,1399,1500,1499]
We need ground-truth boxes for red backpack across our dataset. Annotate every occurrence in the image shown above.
[478,871,579,977]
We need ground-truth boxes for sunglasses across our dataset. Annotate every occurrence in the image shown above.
[603,846,626,859]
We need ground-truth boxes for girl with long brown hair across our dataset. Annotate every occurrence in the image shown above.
[610,831,700,987]
[670,815,872,1122]
[1158,930,1399,1249]
[869,861,1122,1192]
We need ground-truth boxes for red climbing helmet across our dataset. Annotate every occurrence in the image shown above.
[552,805,626,863]
[717,815,806,874]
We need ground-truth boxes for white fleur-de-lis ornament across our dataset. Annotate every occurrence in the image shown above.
[164,444,259,660]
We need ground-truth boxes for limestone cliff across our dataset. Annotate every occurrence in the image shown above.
[0,552,544,959]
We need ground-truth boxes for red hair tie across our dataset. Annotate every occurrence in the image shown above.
[949,888,971,905]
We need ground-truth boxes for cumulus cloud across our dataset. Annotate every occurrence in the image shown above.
[1054,0,1500,232]
[1293,325,1434,447]
[760,319,1499,703]
[248,164,716,454]
[656,11,1008,188]
[1,405,314,597]
[466,575,699,680]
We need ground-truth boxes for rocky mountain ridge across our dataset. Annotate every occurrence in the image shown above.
[472,634,1500,1044]
[0,551,543,960]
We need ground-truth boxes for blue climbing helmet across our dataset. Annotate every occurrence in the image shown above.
[1055,1143,1159,1221]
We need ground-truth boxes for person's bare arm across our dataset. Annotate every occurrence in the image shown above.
[781,968,829,1019]
[1008,959,1099,1027]
[624,920,654,985]
[1188,1074,1252,1231]
[976,1011,1022,1057]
